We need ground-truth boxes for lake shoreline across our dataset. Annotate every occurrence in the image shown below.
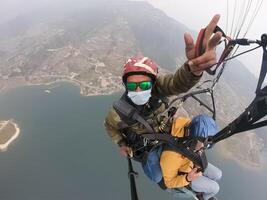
[0,81,263,169]
[0,78,123,97]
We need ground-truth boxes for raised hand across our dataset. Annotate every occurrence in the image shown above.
[184,14,222,76]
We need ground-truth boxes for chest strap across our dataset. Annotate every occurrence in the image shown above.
[113,98,155,134]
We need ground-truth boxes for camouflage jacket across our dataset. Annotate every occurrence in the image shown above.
[104,63,202,145]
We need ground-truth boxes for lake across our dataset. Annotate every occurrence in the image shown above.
[0,82,266,200]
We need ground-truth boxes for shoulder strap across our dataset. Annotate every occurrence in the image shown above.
[113,98,155,134]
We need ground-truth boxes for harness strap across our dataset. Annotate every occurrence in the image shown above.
[113,98,155,134]
[142,133,208,171]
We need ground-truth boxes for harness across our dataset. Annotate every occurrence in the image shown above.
[113,93,208,170]
[113,92,164,161]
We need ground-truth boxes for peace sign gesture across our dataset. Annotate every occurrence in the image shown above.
[184,14,222,76]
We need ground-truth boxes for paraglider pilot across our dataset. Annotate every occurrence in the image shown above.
[104,15,222,200]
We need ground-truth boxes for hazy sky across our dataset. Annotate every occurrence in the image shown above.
[1,0,266,79]
[142,0,267,79]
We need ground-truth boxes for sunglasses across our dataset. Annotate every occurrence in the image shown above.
[126,81,152,91]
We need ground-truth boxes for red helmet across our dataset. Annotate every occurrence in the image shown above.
[122,56,158,83]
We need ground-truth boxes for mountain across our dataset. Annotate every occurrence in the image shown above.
[0,0,189,94]
[0,0,264,166]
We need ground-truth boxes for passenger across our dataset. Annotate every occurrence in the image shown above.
[160,115,221,200]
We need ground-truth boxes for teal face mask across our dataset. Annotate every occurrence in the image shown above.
[127,89,152,105]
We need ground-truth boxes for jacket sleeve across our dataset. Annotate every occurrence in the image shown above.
[160,150,190,188]
[155,63,202,96]
[104,108,124,145]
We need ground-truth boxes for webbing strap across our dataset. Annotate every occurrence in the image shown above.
[256,47,267,94]
[113,99,155,134]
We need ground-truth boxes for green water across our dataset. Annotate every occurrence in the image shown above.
[0,82,266,200]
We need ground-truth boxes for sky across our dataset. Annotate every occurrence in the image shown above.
[142,0,267,80]
[0,0,266,79]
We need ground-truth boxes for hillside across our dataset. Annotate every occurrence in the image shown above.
[0,0,264,167]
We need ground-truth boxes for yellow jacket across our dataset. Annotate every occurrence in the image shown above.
[160,117,194,188]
